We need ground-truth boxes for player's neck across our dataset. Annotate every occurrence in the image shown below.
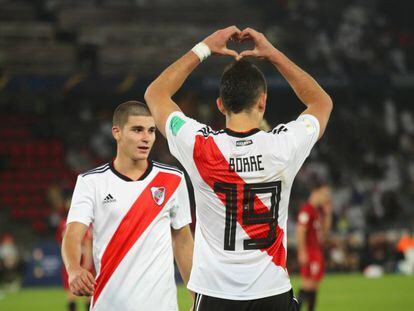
[113,155,149,180]
[226,112,260,132]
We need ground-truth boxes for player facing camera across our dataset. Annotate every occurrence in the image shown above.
[62,100,194,311]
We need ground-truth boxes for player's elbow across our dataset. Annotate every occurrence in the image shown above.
[63,227,84,247]
[172,227,193,250]
[325,95,333,113]
[319,93,333,114]
[144,85,157,104]
[145,83,169,102]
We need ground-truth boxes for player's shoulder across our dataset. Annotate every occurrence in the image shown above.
[298,203,314,224]
[152,161,184,177]
[80,163,111,179]
[299,203,314,214]
[269,115,319,136]
[168,111,206,136]
[269,123,290,136]
[196,125,225,138]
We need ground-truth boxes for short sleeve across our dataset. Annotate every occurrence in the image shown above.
[298,209,311,227]
[67,175,95,226]
[169,176,192,230]
[165,111,205,168]
[272,114,320,174]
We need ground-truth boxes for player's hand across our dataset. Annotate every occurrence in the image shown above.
[202,26,241,59]
[238,27,278,60]
[68,265,96,296]
[298,250,309,266]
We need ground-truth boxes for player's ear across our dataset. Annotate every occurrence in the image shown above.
[112,126,121,141]
[257,92,267,113]
[216,97,226,116]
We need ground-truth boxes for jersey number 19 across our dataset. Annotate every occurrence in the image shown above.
[214,181,281,251]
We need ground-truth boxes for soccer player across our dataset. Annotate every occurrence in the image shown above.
[61,101,194,311]
[296,183,332,311]
[57,210,93,311]
[145,26,332,310]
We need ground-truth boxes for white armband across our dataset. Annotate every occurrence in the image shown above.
[191,42,211,62]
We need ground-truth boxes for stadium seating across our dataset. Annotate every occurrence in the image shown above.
[0,116,75,233]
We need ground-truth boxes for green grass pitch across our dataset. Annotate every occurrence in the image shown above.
[0,274,412,310]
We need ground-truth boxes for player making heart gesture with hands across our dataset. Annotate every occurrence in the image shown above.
[145,25,332,311]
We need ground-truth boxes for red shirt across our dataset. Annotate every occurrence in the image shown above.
[297,203,322,254]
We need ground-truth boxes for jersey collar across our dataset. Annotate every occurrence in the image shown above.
[109,160,153,182]
[224,128,261,138]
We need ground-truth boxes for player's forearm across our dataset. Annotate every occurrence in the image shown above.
[62,233,83,272]
[268,49,332,109]
[145,51,200,101]
[174,246,194,299]
[173,232,193,285]
[81,238,94,270]
[174,243,193,286]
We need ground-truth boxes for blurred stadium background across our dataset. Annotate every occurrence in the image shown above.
[0,0,413,310]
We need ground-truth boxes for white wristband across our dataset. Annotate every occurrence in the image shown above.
[191,42,211,62]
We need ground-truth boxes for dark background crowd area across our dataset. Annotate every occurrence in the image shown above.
[0,0,414,287]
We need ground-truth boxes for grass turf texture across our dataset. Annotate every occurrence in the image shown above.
[0,274,412,310]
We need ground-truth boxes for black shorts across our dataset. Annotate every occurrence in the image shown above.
[193,289,299,311]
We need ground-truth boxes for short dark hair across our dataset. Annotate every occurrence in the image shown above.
[219,60,267,114]
[113,100,151,127]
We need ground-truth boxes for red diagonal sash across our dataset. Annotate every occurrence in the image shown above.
[92,172,181,307]
[193,135,286,267]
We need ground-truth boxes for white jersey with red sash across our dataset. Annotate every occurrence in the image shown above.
[166,111,319,300]
[67,160,191,311]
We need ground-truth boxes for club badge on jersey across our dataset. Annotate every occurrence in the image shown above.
[151,187,166,206]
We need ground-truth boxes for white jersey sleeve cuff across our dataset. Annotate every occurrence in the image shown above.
[297,114,320,138]
[66,217,92,227]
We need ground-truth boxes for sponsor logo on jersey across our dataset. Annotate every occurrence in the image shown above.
[151,187,166,205]
[235,139,253,147]
[103,193,116,204]
[170,116,186,136]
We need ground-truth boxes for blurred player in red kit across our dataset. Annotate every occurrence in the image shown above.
[296,183,332,311]
[57,204,94,311]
